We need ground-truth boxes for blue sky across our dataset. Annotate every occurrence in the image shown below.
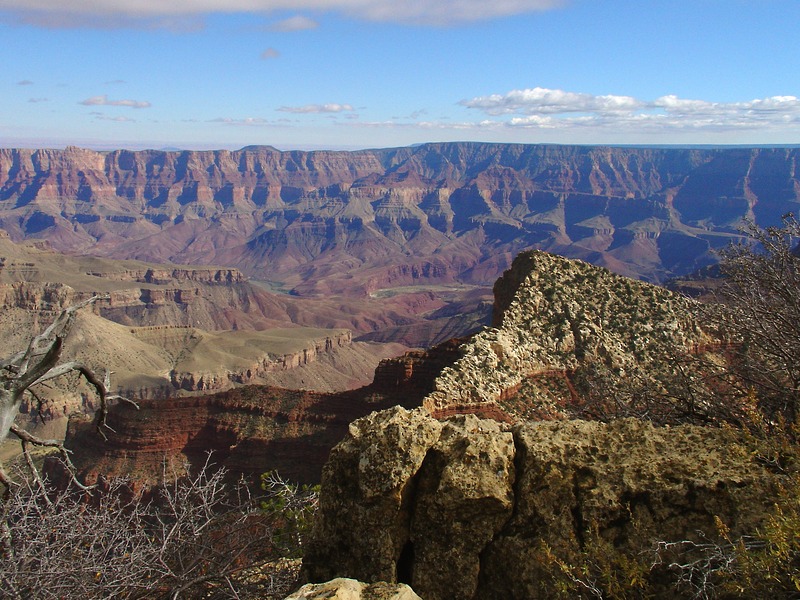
[2,0,799,151]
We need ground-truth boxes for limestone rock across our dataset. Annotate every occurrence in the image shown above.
[302,409,786,599]
[424,250,717,423]
[302,407,443,582]
[285,578,421,600]
[408,415,515,600]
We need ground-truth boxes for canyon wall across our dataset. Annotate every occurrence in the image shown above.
[1,143,798,294]
[57,248,723,489]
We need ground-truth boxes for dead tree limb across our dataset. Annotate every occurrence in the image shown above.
[0,295,135,491]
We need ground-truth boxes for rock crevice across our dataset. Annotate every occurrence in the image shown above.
[302,408,785,599]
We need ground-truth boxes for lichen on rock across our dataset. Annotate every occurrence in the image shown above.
[301,409,785,600]
[285,578,421,600]
[424,250,716,422]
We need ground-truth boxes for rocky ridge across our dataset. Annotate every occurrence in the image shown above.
[59,249,723,489]
[423,250,715,421]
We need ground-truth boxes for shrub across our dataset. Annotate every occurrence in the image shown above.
[0,458,316,599]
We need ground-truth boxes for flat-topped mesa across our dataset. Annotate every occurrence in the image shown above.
[83,267,246,285]
[0,146,392,207]
[168,329,353,394]
[423,250,714,421]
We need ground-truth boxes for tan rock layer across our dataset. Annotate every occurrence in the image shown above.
[301,408,785,600]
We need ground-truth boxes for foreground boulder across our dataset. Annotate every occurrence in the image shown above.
[285,578,421,600]
[302,407,785,599]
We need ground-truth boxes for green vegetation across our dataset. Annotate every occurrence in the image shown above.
[533,433,800,599]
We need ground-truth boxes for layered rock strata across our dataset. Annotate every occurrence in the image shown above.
[58,386,418,486]
[2,143,799,295]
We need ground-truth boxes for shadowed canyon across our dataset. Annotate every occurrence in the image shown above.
[2,142,800,597]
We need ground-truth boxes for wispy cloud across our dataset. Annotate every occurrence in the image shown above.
[461,88,643,116]
[268,15,318,31]
[0,1,567,28]
[17,79,34,85]
[27,97,48,103]
[104,79,126,84]
[210,117,271,126]
[460,87,800,134]
[260,47,280,59]
[277,103,354,114]
[80,94,151,108]
[91,112,136,122]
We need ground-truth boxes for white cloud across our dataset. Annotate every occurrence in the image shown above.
[277,103,354,114]
[0,0,567,28]
[461,87,643,115]
[93,113,136,122]
[210,117,271,126]
[461,87,800,134]
[261,47,281,59]
[108,116,135,122]
[268,15,318,31]
[27,97,48,103]
[17,79,33,85]
[80,95,151,108]
[347,118,499,131]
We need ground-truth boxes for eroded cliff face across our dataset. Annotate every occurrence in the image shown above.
[2,143,799,295]
[55,248,728,490]
[57,382,423,485]
[0,230,482,350]
[0,232,432,408]
[424,250,717,422]
[301,408,785,600]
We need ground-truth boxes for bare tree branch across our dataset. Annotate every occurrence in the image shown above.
[0,294,135,490]
[0,460,310,599]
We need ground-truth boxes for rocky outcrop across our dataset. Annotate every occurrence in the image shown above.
[53,248,731,490]
[301,408,785,599]
[2,143,799,296]
[371,338,467,394]
[285,579,421,600]
[424,250,716,422]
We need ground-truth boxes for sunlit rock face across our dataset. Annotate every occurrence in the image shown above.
[2,144,798,296]
[301,408,784,600]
